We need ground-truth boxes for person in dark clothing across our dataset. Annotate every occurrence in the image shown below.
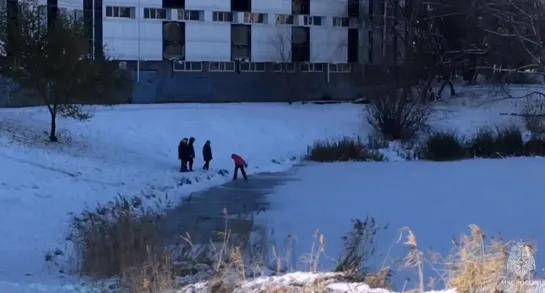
[202,140,212,170]
[178,138,189,172]
[187,137,196,171]
[231,153,248,181]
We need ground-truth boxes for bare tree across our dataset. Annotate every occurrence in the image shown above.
[270,26,321,102]
[477,0,545,80]
[270,28,299,102]
[270,26,347,102]
[0,4,131,142]
[356,0,491,98]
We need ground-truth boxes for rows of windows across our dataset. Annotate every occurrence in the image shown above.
[37,5,84,20]
[104,6,353,28]
[105,6,135,18]
[173,61,352,73]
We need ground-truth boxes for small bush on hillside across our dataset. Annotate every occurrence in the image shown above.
[366,86,432,141]
[524,139,545,156]
[470,126,523,158]
[522,96,545,137]
[306,137,383,162]
[420,130,468,161]
[494,126,524,156]
[68,194,176,291]
[470,128,497,158]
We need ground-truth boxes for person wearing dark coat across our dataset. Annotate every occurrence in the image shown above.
[202,140,212,170]
[187,137,196,171]
[178,138,189,172]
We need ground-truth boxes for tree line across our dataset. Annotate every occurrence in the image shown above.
[2,0,545,141]
[359,0,545,98]
[0,3,131,142]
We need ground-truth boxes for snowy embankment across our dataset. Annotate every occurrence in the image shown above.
[181,272,456,293]
[0,103,360,286]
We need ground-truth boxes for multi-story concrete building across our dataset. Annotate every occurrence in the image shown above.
[3,0,397,103]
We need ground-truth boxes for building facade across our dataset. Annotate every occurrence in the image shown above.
[2,0,398,104]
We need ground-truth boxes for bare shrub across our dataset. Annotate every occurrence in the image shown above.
[521,96,545,137]
[524,138,545,156]
[366,86,433,142]
[306,137,383,162]
[420,130,468,161]
[335,217,392,290]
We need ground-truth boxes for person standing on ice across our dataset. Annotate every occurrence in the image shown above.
[188,137,196,171]
[178,138,189,172]
[202,140,212,170]
[231,153,248,181]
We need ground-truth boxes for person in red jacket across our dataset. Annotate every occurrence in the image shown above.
[231,153,248,181]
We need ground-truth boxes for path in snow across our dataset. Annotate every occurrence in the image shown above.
[160,170,299,246]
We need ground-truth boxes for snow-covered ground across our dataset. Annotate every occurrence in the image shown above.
[180,272,458,293]
[0,84,543,293]
[0,103,360,291]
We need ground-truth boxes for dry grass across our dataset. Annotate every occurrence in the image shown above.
[68,195,166,278]
[64,194,180,293]
[121,247,176,293]
[443,224,508,293]
[306,137,384,162]
[176,216,391,293]
[63,197,534,293]
[400,224,535,293]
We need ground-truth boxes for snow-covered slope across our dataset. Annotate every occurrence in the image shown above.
[0,103,361,283]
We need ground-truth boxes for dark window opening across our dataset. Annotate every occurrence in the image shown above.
[213,11,233,22]
[47,0,58,28]
[94,0,103,58]
[348,0,359,18]
[163,0,184,9]
[348,28,358,63]
[292,0,309,15]
[231,0,250,12]
[163,21,185,60]
[231,24,251,61]
[291,26,309,62]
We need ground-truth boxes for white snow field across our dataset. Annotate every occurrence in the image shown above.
[0,103,360,292]
[0,84,543,293]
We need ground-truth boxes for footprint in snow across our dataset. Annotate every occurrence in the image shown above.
[217,169,229,176]
[178,178,192,186]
